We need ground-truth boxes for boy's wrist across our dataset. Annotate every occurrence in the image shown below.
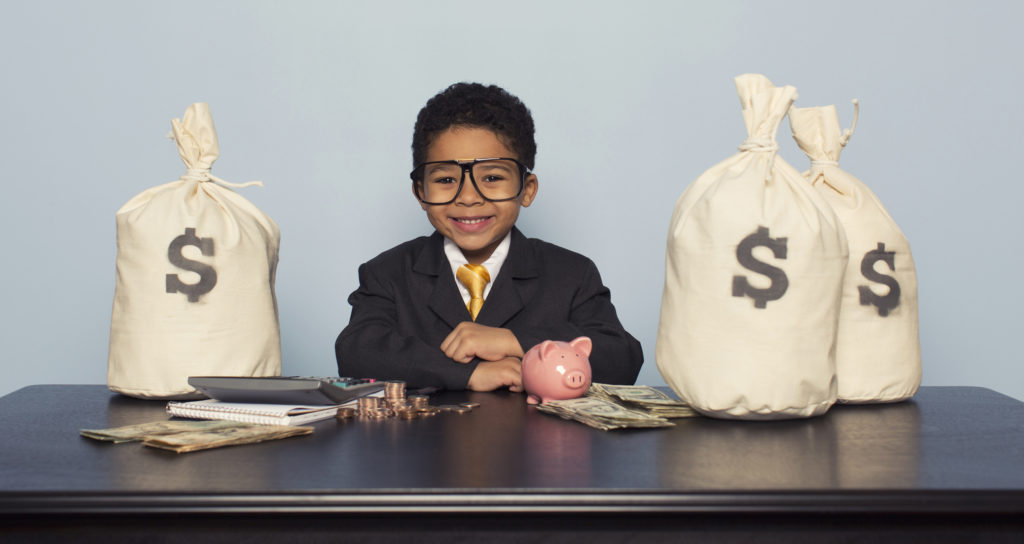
[450,357,481,390]
[467,356,523,392]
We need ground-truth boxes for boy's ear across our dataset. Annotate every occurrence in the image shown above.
[520,173,539,207]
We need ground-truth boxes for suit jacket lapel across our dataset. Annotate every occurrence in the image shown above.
[416,232,473,329]
[477,228,538,327]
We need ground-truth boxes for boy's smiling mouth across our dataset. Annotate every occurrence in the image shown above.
[450,215,495,232]
[452,216,492,225]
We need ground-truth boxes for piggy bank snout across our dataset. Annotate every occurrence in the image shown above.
[564,370,587,389]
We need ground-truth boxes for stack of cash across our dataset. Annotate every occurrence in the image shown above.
[587,383,698,418]
[142,424,311,453]
[81,420,312,453]
[536,397,676,431]
[81,420,243,443]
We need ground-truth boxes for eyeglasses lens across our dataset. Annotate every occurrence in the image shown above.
[418,159,523,204]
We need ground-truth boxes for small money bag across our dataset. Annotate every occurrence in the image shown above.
[789,101,921,403]
[656,74,847,420]
[108,103,282,399]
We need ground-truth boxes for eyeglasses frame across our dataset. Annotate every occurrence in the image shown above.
[410,157,531,205]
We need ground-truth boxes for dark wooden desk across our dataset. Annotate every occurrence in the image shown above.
[1,385,1022,542]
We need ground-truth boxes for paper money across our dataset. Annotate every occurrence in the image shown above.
[142,424,312,453]
[81,420,247,443]
[536,396,675,431]
[587,383,698,418]
[81,420,312,453]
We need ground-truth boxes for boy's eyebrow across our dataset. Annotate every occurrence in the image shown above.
[423,158,516,169]
[474,162,515,171]
[424,162,460,172]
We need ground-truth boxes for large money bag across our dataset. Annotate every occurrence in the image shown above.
[789,101,921,403]
[108,103,281,399]
[656,74,848,420]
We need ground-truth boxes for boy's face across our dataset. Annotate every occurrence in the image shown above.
[417,127,538,265]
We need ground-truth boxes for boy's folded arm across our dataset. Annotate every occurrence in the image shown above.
[441,322,524,363]
[335,267,477,390]
[467,357,524,392]
[336,322,477,390]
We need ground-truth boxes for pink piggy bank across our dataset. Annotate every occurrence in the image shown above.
[522,337,593,405]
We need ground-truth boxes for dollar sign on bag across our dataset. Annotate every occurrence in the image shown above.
[732,226,789,309]
[166,228,217,302]
[858,242,900,317]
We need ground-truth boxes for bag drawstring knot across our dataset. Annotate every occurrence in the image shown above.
[738,137,780,181]
[180,168,263,189]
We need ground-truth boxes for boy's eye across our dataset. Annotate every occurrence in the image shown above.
[474,163,517,182]
[428,176,458,185]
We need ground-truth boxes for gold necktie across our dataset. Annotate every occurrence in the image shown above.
[456,264,490,321]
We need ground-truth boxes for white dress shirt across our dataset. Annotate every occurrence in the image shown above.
[443,231,511,306]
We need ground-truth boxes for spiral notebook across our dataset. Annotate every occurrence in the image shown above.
[166,399,339,426]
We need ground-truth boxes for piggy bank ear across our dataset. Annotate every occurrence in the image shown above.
[539,340,560,360]
[569,336,592,357]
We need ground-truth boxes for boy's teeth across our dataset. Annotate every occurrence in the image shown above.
[457,217,487,224]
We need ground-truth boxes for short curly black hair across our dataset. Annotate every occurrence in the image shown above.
[412,82,536,170]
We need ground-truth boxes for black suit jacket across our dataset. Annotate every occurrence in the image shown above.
[335,228,643,389]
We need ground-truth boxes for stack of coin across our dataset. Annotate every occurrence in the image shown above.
[416,406,440,417]
[408,395,429,409]
[383,381,407,410]
[357,396,380,413]
[335,406,357,420]
[338,384,482,422]
[356,396,382,419]
[396,408,419,420]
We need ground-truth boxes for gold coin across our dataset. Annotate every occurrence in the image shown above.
[397,409,419,420]
[384,381,406,399]
[452,406,472,414]
[335,407,357,420]
[408,395,429,408]
[438,404,462,412]
[459,402,481,410]
[358,397,380,411]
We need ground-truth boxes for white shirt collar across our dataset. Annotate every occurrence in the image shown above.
[443,231,512,305]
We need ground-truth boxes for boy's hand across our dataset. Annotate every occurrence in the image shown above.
[441,322,525,363]
[467,357,523,392]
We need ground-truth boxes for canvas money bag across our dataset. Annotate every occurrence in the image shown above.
[789,101,921,403]
[108,103,281,399]
[656,74,848,420]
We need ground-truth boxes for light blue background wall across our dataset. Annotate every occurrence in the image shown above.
[2,1,1021,401]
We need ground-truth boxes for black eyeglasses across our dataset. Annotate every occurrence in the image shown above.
[410,157,530,205]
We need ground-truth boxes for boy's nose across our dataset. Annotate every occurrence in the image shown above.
[455,172,485,205]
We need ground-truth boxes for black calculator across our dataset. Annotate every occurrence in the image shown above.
[187,376,385,405]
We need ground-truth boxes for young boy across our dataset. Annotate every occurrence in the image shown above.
[335,82,643,392]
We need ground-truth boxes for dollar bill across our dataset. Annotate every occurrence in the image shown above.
[143,424,312,453]
[587,383,698,418]
[536,397,675,431]
[81,420,247,443]
[81,420,313,453]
